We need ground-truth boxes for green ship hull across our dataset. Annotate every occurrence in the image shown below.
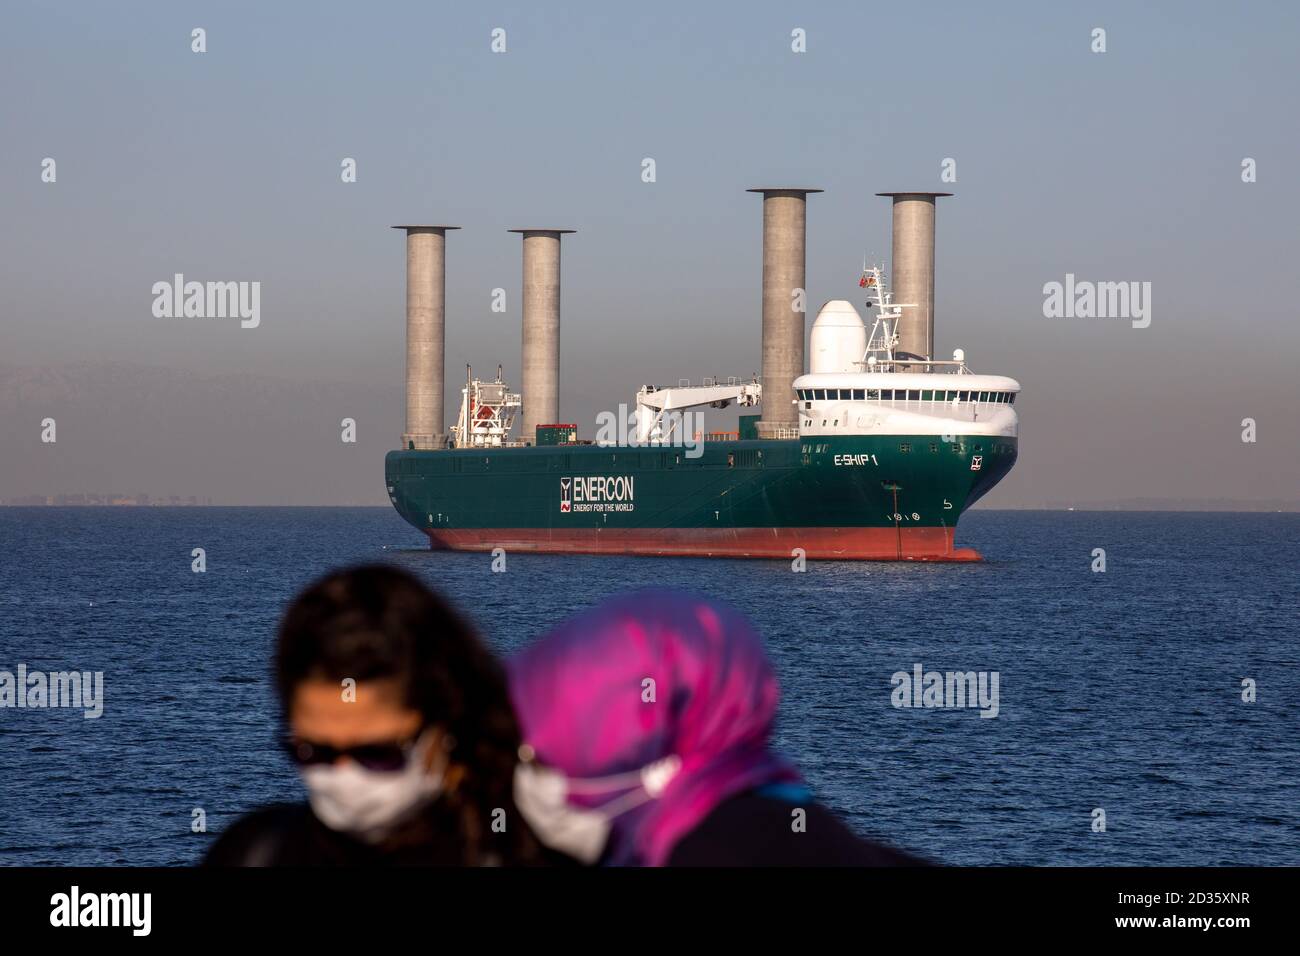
[385,434,1016,560]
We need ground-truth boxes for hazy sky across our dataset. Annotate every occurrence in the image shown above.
[2,0,1297,506]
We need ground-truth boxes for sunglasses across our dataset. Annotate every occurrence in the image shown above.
[282,736,420,772]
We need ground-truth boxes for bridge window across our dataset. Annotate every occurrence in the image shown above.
[852,389,864,400]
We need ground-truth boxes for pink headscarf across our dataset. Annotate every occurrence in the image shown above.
[507,590,802,866]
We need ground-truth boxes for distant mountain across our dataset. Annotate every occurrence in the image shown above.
[0,363,401,505]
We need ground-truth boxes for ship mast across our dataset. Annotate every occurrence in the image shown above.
[856,262,969,375]
[858,263,910,371]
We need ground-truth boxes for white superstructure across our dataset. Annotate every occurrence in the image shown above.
[450,365,523,448]
[794,266,1020,439]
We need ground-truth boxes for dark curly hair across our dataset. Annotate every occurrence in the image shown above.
[275,564,543,866]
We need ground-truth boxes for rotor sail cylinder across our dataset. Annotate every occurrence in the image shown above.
[393,224,459,449]
[875,192,951,365]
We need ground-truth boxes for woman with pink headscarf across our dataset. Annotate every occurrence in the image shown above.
[507,590,924,867]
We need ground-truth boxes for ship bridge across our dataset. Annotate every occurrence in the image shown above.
[793,370,1021,439]
[794,267,1021,440]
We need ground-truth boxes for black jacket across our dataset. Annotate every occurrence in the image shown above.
[203,802,562,866]
[666,792,929,866]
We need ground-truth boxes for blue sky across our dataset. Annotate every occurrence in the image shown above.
[2,0,1297,504]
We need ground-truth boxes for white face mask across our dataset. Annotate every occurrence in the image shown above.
[513,755,681,864]
[301,731,445,844]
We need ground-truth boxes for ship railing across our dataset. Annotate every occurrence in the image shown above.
[400,433,444,450]
[692,430,741,442]
[859,359,971,374]
[673,376,747,388]
[448,439,530,449]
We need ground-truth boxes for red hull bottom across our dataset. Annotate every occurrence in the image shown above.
[423,526,982,561]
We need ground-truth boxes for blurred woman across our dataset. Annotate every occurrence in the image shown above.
[206,565,550,866]
[508,590,925,866]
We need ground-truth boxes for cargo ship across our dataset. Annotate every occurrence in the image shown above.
[385,191,1019,560]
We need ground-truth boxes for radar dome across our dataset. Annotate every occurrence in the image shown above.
[809,300,867,374]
